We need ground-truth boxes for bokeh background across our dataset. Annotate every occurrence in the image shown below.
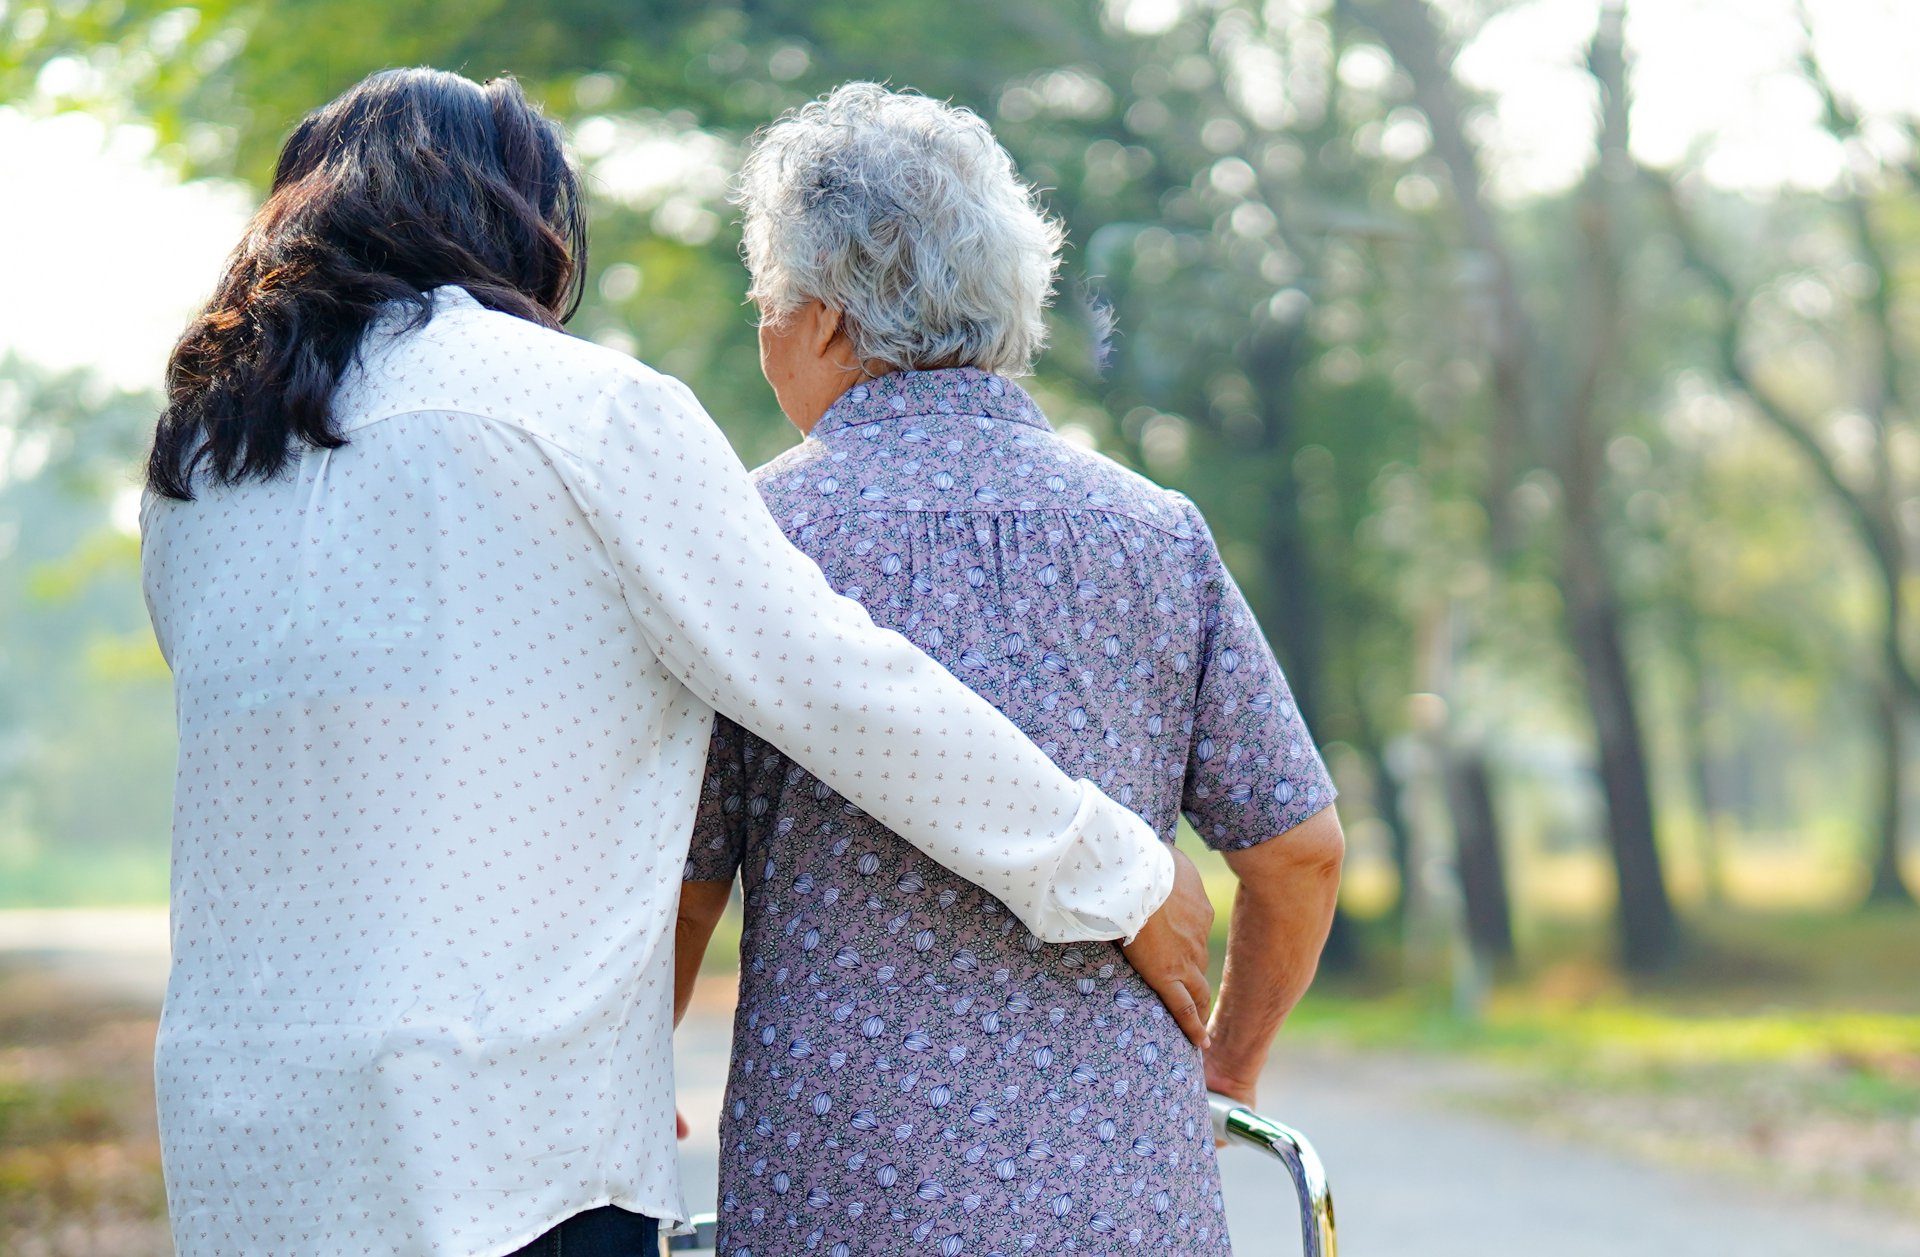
[3,0,1919,1252]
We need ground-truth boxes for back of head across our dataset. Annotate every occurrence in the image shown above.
[735,82,1064,377]
[148,67,586,501]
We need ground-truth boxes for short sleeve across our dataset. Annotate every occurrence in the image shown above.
[685,716,754,882]
[1180,515,1336,851]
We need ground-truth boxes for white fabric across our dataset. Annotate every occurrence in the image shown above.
[138,287,1174,1257]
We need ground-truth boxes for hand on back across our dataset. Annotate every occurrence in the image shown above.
[1120,845,1215,1049]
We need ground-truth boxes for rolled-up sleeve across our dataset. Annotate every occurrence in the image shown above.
[551,368,1173,943]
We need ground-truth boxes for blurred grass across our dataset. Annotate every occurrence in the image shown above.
[1292,991,1920,1216]
[0,967,168,1256]
[0,846,169,910]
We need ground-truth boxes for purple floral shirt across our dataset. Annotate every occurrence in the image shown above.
[687,368,1334,1257]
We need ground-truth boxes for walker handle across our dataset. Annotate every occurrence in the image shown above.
[1208,1091,1338,1257]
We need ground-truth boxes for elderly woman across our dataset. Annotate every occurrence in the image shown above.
[676,84,1345,1257]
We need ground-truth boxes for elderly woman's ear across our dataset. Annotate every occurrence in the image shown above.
[758,299,886,434]
[789,300,847,360]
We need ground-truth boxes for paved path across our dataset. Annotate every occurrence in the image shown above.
[0,906,171,1002]
[7,910,1919,1255]
[1244,1048,1920,1257]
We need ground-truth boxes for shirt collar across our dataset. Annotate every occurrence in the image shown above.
[812,367,1052,439]
[367,285,482,339]
[426,285,482,312]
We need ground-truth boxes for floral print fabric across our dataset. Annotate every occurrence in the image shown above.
[687,368,1335,1256]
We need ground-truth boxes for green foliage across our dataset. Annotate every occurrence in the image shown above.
[0,361,176,902]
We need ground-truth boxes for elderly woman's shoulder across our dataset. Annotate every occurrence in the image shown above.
[748,437,835,494]
[1040,435,1211,545]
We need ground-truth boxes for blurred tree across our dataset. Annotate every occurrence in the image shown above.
[1341,0,1681,971]
[1441,744,1514,964]
[1646,4,1917,907]
[0,358,175,903]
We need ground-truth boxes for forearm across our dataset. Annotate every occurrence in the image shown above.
[674,880,732,1027]
[1206,891,1328,1088]
[1206,807,1345,1097]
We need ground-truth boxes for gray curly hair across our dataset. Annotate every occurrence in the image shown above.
[734,82,1065,376]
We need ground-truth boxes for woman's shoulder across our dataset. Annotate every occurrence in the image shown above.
[1025,433,1208,545]
[345,294,684,453]
[748,438,845,523]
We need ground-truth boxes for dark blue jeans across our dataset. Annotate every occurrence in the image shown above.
[505,1206,658,1257]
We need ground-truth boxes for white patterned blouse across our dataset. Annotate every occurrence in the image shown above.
[137,288,1173,1257]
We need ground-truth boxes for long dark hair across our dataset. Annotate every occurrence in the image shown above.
[147,68,587,500]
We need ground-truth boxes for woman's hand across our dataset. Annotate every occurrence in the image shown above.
[1120,846,1215,1048]
[1204,1063,1259,1148]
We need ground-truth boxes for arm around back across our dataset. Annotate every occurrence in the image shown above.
[550,366,1172,944]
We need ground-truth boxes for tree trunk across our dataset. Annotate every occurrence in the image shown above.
[1351,0,1683,968]
[1318,905,1362,973]
[1678,601,1730,907]
[1562,528,1679,971]
[1242,319,1364,971]
[1335,0,1534,549]
[1685,672,1731,910]
[1440,746,1514,964]
[1556,4,1679,973]
[1351,691,1417,920]
[1244,320,1326,726]
[1867,684,1915,905]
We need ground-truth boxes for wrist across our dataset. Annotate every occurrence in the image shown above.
[1203,1063,1260,1109]
[1201,1039,1268,1092]
[1204,1058,1262,1087]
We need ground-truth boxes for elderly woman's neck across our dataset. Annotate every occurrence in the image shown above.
[760,301,902,435]
[792,363,903,435]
